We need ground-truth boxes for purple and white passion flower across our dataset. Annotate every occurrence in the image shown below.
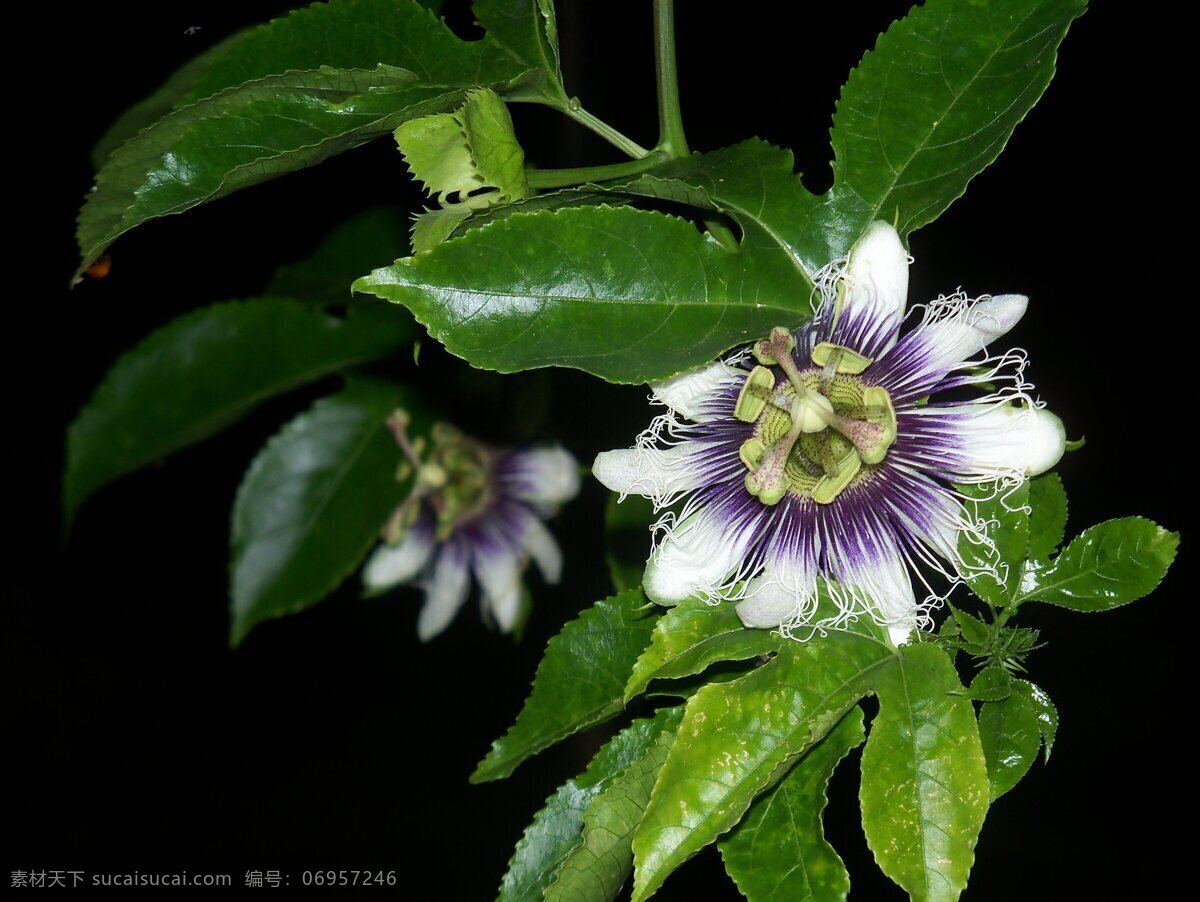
[593,221,1066,646]
[363,412,580,640]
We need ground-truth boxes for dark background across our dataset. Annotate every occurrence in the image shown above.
[9,1,1190,897]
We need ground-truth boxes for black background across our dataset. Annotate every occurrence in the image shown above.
[9,1,1191,898]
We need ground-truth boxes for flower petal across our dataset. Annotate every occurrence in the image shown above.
[503,446,581,509]
[417,542,471,641]
[831,221,910,357]
[736,556,817,628]
[362,520,434,592]
[643,506,756,605]
[651,360,743,421]
[877,294,1027,398]
[520,516,563,584]
[838,549,920,646]
[592,443,707,503]
[906,402,1066,481]
[473,545,523,633]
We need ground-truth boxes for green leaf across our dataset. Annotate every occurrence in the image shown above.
[1022,680,1058,761]
[1017,517,1179,611]
[826,0,1089,254]
[64,300,411,523]
[472,589,660,783]
[631,631,893,901]
[183,0,561,105]
[545,728,677,902]
[499,707,682,902]
[266,207,412,304]
[859,644,990,902]
[77,66,468,276]
[624,597,782,703]
[719,707,865,902]
[229,377,411,645]
[957,480,1030,606]
[604,493,655,593]
[353,205,805,383]
[963,665,1012,702]
[91,30,249,167]
[977,682,1042,801]
[949,606,991,647]
[1027,473,1068,563]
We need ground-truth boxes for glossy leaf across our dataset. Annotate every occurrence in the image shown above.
[1017,517,1179,611]
[545,729,676,902]
[499,707,682,902]
[77,66,466,276]
[266,207,412,304]
[229,378,411,645]
[859,644,990,902]
[1027,473,1069,563]
[472,589,660,783]
[719,708,865,902]
[965,665,1013,702]
[977,682,1042,800]
[957,480,1030,606]
[604,494,655,593]
[353,205,804,383]
[183,0,562,104]
[631,631,893,901]
[826,0,1089,255]
[624,597,782,703]
[64,300,412,523]
[91,30,249,167]
[1022,680,1058,761]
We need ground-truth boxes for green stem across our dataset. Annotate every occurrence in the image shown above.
[653,0,689,157]
[526,153,666,190]
[560,102,651,159]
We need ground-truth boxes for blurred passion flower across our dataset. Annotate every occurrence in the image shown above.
[593,221,1065,645]
[363,413,580,640]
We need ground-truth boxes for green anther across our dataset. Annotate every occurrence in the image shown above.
[861,385,897,460]
[812,341,874,374]
[734,366,776,422]
[739,437,766,471]
[813,448,863,504]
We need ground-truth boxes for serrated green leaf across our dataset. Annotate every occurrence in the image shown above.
[964,665,1012,702]
[859,644,990,902]
[472,589,660,783]
[1027,473,1068,563]
[631,631,893,901]
[91,30,249,167]
[957,480,1030,606]
[77,66,470,276]
[183,0,560,105]
[624,597,782,703]
[499,707,682,902]
[719,707,865,902]
[229,377,412,645]
[949,606,991,647]
[1016,517,1179,611]
[826,0,1089,254]
[1021,680,1058,761]
[354,205,805,383]
[545,728,677,902]
[977,681,1042,801]
[266,207,412,304]
[64,300,411,523]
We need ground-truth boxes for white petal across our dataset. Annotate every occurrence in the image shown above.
[946,403,1066,478]
[842,221,911,352]
[643,507,754,605]
[914,293,1028,373]
[592,443,706,502]
[509,446,580,507]
[417,545,471,641]
[362,526,434,592]
[521,517,563,584]
[473,546,524,633]
[736,557,816,628]
[840,551,920,644]
[650,361,743,421]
